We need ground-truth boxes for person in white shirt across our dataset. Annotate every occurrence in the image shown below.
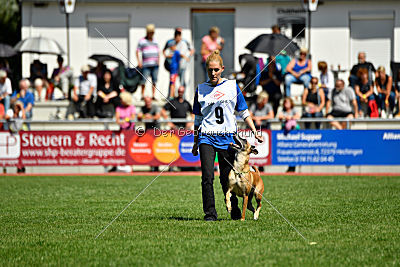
[66,65,97,119]
[318,61,334,99]
[0,70,12,112]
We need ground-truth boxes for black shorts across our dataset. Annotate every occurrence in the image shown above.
[328,110,353,118]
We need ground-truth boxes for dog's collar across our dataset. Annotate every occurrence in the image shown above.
[234,170,250,177]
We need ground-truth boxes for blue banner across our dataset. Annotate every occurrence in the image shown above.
[271,130,400,165]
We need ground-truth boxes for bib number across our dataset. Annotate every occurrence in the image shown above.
[215,107,224,124]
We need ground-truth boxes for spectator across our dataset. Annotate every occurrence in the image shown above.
[11,79,34,120]
[318,61,334,98]
[136,24,159,100]
[271,25,291,76]
[138,96,161,131]
[259,57,282,116]
[50,55,73,100]
[66,65,97,119]
[278,97,300,172]
[93,61,108,85]
[201,26,224,79]
[249,91,274,130]
[395,70,400,118]
[285,48,312,97]
[116,91,136,130]
[33,78,46,102]
[0,102,4,130]
[354,69,376,117]
[0,70,12,112]
[165,43,182,99]
[161,86,193,130]
[349,52,376,88]
[302,77,325,129]
[163,27,194,93]
[326,79,358,130]
[30,59,47,83]
[375,66,395,118]
[95,70,119,118]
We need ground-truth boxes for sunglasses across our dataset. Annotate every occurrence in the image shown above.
[208,68,220,72]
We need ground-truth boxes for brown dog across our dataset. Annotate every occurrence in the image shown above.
[226,135,264,221]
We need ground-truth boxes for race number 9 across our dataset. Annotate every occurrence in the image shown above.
[215,107,224,124]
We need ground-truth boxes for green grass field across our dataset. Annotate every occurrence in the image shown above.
[1,174,399,266]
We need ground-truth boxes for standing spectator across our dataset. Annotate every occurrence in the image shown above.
[326,79,358,130]
[161,86,193,130]
[11,79,34,120]
[271,25,291,76]
[349,52,376,88]
[201,26,224,79]
[249,91,274,130]
[318,61,334,98]
[302,77,325,129]
[375,66,395,118]
[66,65,97,119]
[354,69,375,117]
[0,70,12,112]
[259,57,282,116]
[278,97,300,173]
[29,59,47,83]
[163,27,194,92]
[50,55,73,99]
[285,48,312,97]
[165,44,182,99]
[138,96,161,131]
[95,70,119,118]
[136,24,159,100]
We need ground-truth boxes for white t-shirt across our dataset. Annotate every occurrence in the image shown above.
[74,73,97,96]
[0,77,12,96]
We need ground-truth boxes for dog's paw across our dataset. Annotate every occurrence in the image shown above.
[240,218,245,221]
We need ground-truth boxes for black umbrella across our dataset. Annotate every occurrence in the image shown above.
[245,34,300,56]
[89,54,123,65]
[0,43,17,58]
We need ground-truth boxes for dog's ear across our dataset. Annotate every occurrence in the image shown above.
[251,145,258,155]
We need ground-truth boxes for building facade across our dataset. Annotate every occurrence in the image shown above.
[21,0,400,100]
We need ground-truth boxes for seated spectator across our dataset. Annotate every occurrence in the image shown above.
[66,65,97,119]
[318,61,334,98]
[355,69,376,117]
[249,91,274,130]
[138,96,161,131]
[326,79,358,130]
[0,70,12,113]
[11,79,34,120]
[259,57,282,116]
[285,48,312,97]
[278,97,300,172]
[0,103,4,130]
[349,52,376,88]
[395,70,400,118]
[33,78,46,102]
[116,91,136,130]
[375,66,395,118]
[302,77,325,129]
[50,55,73,100]
[161,86,193,130]
[95,70,119,118]
[275,50,291,77]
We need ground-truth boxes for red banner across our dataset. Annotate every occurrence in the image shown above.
[0,130,271,167]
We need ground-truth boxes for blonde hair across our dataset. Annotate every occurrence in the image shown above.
[206,50,223,67]
[120,91,133,106]
[377,66,385,73]
[300,47,308,54]
[257,91,269,104]
[209,26,220,35]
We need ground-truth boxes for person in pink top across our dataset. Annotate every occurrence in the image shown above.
[201,26,224,79]
[116,91,136,130]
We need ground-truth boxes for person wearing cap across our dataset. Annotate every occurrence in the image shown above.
[163,27,194,95]
[0,70,12,113]
[66,65,97,119]
[136,24,159,100]
[285,47,312,97]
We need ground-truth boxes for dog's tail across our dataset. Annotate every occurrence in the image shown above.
[252,166,260,176]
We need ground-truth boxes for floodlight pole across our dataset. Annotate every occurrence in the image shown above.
[66,13,70,66]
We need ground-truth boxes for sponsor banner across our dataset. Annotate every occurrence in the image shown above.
[272,130,400,165]
[0,130,271,167]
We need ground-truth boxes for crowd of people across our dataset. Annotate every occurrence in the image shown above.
[1,24,400,134]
